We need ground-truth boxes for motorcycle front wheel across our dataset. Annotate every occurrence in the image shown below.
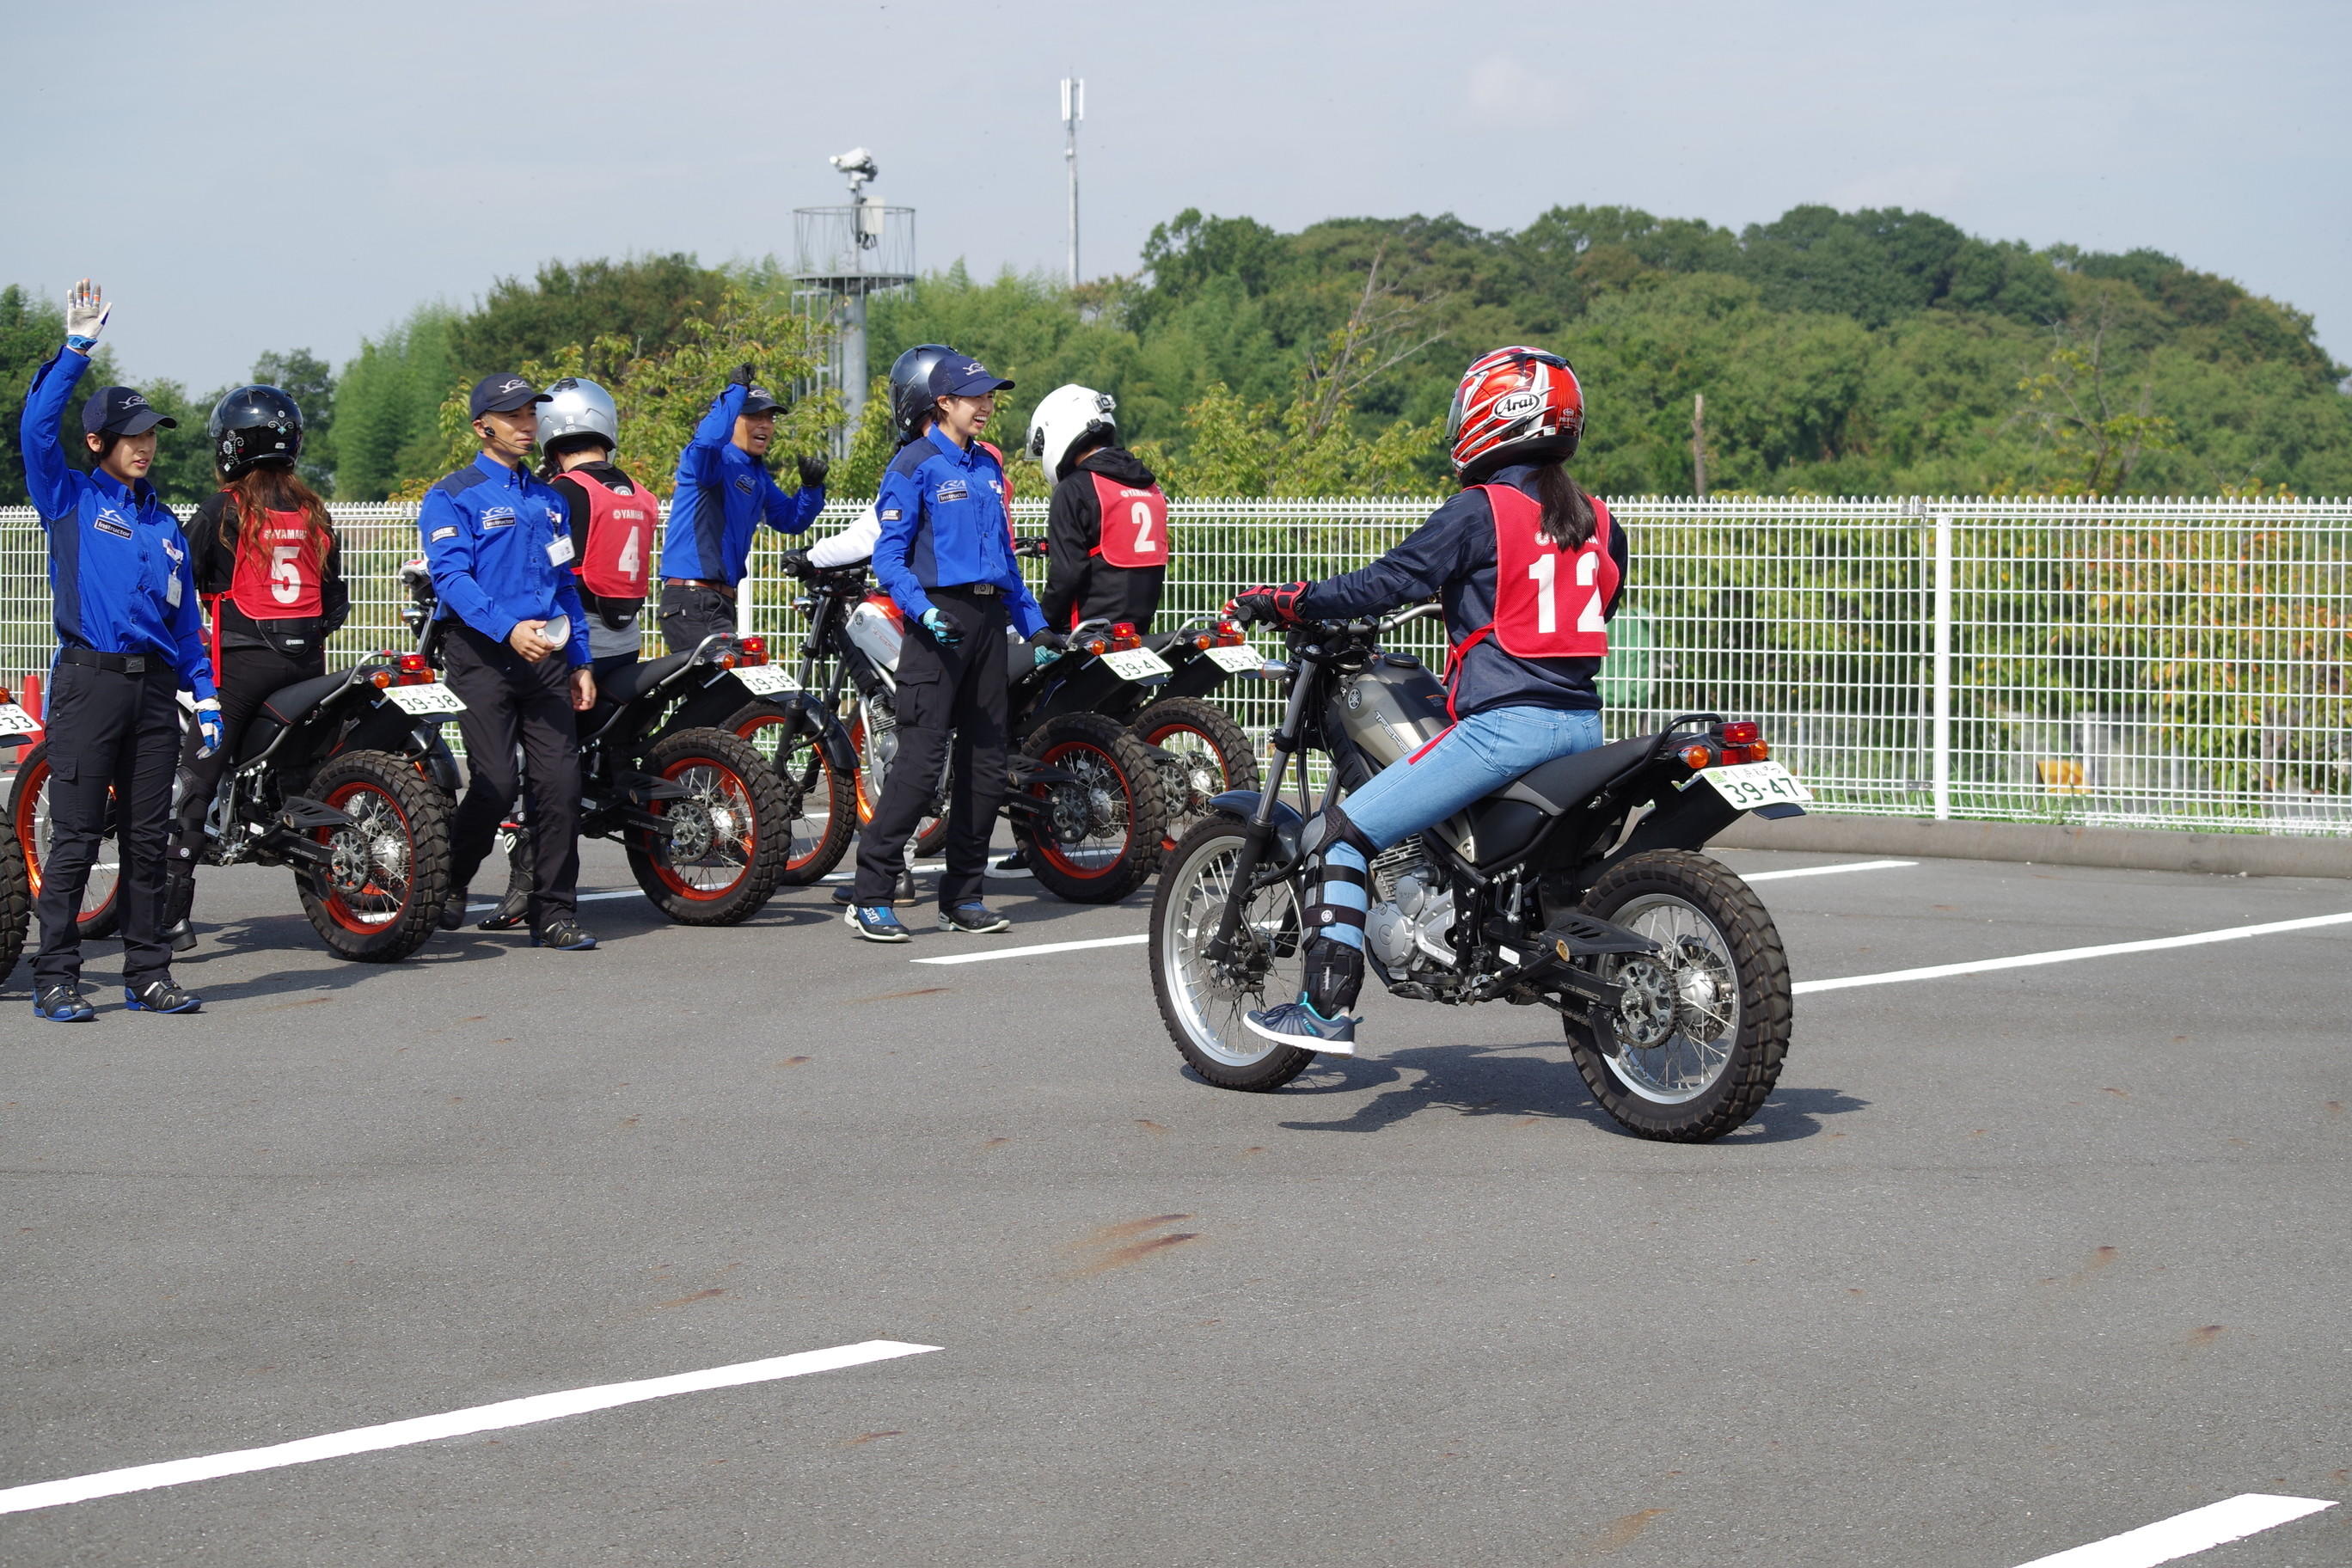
[1563,849,1792,1142]
[11,742,121,940]
[626,727,792,925]
[1150,816,1314,1091]
[299,748,453,961]
[729,701,854,885]
[1014,711,1167,904]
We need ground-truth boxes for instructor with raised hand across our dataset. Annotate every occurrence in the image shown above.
[418,375,598,953]
[18,280,217,1020]
[658,364,828,653]
[845,352,1047,942]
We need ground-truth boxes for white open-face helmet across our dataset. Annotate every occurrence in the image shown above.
[1026,383,1118,482]
[538,377,619,455]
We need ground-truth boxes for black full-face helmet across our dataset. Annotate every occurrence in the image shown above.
[208,384,303,479]
[887,344,958,442]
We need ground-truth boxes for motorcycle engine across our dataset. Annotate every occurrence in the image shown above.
[1363,837,1455,972]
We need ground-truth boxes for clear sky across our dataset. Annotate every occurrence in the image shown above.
[2,0,2343,392]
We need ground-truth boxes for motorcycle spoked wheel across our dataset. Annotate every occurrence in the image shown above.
[1130,696,1260,842]
[1563,849,1792,1142]
[845,707,950,860]
[1013,711,1169,905]
[1150,815,1314,1091]
[298,749,454,962]
[9,742,120,939]
[0,822,27,981]
[625,726,792,926]
[728,701,854,885]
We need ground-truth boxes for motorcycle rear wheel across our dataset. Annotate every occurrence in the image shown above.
[10,743,121,939]
[0,824,27,980]
[846,707,950,860]
[1014,710,1167,904]
[729,701,854,885]
[1130,696,1259,841]
[1150,816,1314,1091]
[626,726,791,925]
[1563,849,1792,1142]
[298,748,453,961]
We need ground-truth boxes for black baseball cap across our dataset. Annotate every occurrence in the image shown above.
[740,385,787,417]
[469,374,552,420]
[930,356,1014,399]
[81,386,177,438]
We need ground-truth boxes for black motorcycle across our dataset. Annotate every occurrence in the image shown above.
[1148,603,1806,1142]
[11,651,462,963]
[401,564,796,928]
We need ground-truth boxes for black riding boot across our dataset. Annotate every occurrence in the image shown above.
[161,851,197,954]
[478,828,533,931]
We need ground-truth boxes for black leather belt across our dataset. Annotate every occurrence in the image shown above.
[59,646,168,675]
[938,582,997,596]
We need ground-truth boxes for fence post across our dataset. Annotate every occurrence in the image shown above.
[1931,511,1953,821]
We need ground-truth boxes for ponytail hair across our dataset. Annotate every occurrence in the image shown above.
[1528,460,1596,550]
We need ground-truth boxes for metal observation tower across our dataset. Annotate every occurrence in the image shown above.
[793,150,916,458]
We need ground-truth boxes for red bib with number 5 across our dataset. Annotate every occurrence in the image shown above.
[228,508,324,620]
[1088,474,1169,567]
[566,468,654,600]
[1466,484,1615,658]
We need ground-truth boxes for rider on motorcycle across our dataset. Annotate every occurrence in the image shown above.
[1027,383,1167,633]
[168,384,350,950]
[1230,347,1629,1051]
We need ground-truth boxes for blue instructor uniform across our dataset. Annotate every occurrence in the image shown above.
[19,348,216,1006]
[419,377,593,938]
[658,378,826,652]
[852,358,1048,912]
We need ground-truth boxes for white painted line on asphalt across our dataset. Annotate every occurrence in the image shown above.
[462,891,640,909]
[822,863,946,883]
[1795,910,2352,995]
[912,933,1148,966]
[1743,858,1916,882]
[2010,1492,2334,1567]
[0,1339,939,1516]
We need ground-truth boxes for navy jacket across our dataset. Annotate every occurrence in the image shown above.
[661,384,826,583]
[1295,465,1631,718]
[19,348,216,701]
[873,427,1047,637]
[417,455,591,666]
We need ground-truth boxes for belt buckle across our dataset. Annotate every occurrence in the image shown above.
[124,655,147,674]
[971,583,996,595]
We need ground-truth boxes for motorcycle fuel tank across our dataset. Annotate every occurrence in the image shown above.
[843,598,904,675]
[1334,657,1451,769]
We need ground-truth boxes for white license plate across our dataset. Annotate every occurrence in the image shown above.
[0,702,37,735]
[1100,646,1173,681]
[1204,643,1264,674]
[383,683,467,716]
[1702,760,1812,810]
[732,664,800,695]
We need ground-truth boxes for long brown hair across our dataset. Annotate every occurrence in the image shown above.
[224,462,334,579]
[1528,460,1597,550]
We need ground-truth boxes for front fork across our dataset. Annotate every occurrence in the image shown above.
[1206,647,1320,966]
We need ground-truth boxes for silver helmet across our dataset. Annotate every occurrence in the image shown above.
[537,377,619,454]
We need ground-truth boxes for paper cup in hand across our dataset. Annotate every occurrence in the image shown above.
[539,615,569,651]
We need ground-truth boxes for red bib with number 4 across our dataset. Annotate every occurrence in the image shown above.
[566,468,654,600]
[228,508,324,620]
[1089,474,1170,567]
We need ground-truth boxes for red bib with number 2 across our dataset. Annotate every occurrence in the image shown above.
[1088,473,1170,568]
[228,508,324,620]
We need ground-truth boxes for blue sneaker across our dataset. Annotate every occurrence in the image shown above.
[34,984,95,1023]
[1245,998,1357,1055]
[938,902,1011,934]
[846,903,911,943]
[125,980,202,1014]
[530,916,598,952]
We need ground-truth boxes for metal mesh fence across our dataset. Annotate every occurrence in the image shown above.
[3,496,2345,836]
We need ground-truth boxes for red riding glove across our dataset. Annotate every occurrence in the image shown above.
[1227,582,1308,627]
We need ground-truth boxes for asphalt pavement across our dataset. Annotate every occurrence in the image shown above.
[2,839,2347,1566]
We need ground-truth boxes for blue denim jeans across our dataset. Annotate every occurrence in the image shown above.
[1340,704,1606,852]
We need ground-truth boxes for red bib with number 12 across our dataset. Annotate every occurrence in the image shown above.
[1468,484,1616,658]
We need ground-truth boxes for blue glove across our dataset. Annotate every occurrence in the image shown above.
[1032,644,1063,671]
[920,608,960,646]
[193,698,224,759]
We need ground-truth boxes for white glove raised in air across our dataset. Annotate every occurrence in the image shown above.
[64,279,111,351]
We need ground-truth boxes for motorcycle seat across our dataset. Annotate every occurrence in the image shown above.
[598,652,695,705]
[1498,736,1655,813]
[260,669,356,728]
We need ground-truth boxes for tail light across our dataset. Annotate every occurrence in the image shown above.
[1215,619,1247,647]
[1110,621,1142,652]
[737,635,768,668]
[395,652,434,686]
[1716,720,1767,764]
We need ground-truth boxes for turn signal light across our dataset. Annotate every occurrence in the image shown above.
[1678,743,1713,770]
[1719,742,1771,764]
[1110,621,1142,652]
[369,670,396,689]
[716,652,739,670]
[1081,636,1112,657]
[0,684,13,703]
[1721,721,1761,745]
[1188,632,1216,650]
[737,635,768,668]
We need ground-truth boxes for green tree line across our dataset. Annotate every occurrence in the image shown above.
[7,203,2347,507]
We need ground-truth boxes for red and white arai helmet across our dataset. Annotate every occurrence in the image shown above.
[1445,346,1584,479]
